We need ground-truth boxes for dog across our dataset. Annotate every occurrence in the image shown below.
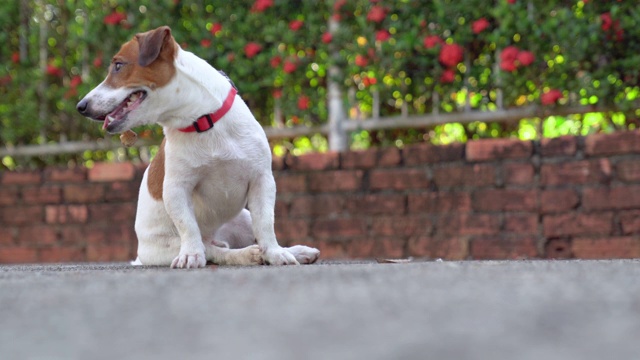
[76,26,320,268]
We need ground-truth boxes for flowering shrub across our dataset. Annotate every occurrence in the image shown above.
[1,0,640,166]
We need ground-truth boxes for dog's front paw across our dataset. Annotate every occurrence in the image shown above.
[262,246,299,265]
[171,250,206,269]
[286,245,320,264]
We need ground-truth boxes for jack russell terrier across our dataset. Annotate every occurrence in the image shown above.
[76,26,319,268]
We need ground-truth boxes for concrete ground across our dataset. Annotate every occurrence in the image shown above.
[1,259,639,360]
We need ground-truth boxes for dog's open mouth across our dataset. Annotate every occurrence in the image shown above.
[102,90,147,130]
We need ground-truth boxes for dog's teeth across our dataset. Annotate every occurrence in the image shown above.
[107,115,114,122]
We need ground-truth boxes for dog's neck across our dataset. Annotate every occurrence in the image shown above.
[157,47,234,132]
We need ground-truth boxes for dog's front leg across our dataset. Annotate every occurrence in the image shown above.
[248,174,299,265]
[164,180,206,269]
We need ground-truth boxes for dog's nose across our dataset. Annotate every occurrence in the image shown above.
[76,98,89,115]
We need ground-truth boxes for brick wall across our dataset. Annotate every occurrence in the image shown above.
[2,130,640,264]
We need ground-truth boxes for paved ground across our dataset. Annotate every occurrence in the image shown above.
[1,260,639,360]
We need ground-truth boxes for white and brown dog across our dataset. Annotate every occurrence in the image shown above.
[77,26,319,268]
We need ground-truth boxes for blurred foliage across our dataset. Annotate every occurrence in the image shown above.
[1,0,640,168]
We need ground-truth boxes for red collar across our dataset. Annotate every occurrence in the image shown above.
[178,87,238,133]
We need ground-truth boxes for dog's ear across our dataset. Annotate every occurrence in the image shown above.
[136,26,171,67]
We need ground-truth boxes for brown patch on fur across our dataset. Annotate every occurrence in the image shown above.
[104,26,177,90]
[148,138,166,200]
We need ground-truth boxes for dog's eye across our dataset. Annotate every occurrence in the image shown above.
[113,62,124,73]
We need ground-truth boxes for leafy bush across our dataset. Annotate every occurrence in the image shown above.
[1,0,639,167]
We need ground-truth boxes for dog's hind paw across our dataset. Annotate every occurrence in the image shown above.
[262,246,299,265]
[171,251,206,269]
[225,245,263,266]
[286,245,320,264]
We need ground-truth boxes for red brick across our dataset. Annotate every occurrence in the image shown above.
[87,243,132,262]
[89,162,135,182]
[619,210,640,235]
[0,228,15,245]
[472,189,538,212]
[572,237,640,259]
[84,227,107,244]
[543,212,613,237]
[408,192,471,214]
[88,203,136,223]
[583,186,640,210]
[348,237,405,259]
[45,205,88,224]
[471,236,538,260]
[407,236,468,260]
[433,164,495,188]
[436,214,500,236]
[404,143,465,165]
[17,226,57,246]
[616,160,640,183]
[504,163,535,185]
[58,226,84,245]
[466,138,533,162]
[369,169,430,190]
[541,189,579,214]
[2,206,43,225]
[285,152,339,171]
[0,188,19,206]
[314,240,347,259]
[275,200,288,217]
[370,215,432,237]
[344,194,406,215]
[274,219,309,243]
[504,213,538,234]
[540,159,611,186]
[1,171,41,185]
[0,246,38,264]
[290,195,344,217]
[107,224,136,245]
[275,174,307,193]
[39,247,85,263]
[45,168,87,182]
[308,170,363,192]
[105,181,140,202]
[64,184,105,203]
[21,186,62,204]
[545,238,573,259]
[584,130,640,156]
[311,218,367,239]
[540,136,577,157]
[341,147,401,169]
[272,156,285,171]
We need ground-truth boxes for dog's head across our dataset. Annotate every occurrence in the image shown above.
[76,26,178,134]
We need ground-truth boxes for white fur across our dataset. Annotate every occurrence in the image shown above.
[82,44,319,268]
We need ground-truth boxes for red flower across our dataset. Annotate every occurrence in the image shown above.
[367,5,386,23]
[64,88,78,100]
[298,96,310,110]
[423,35,442,49]
[273,89,282,99]
[472,18,490,34]
[500,46,519,62]
[283,60,297,73]
[289,20,304,31]
[440,69,455,83]
[500,60,517,72]
[46,64,62,77]
[600,13,613,31]
[375,30,390,42]
[0,75,13,86]
[333,0,346,11]
[362,76,377,87]
[93,56,103,68]
[355,54,368,67]
[322,32,333,44]
[227,53,235,62]
[210,23,222,35]
[541,89,563,105]
[70,75,82,88]
[270,56,282,68]
[11,52,20,64]
[200,39,211,48]
[600,13,624,42]
[517,51,535,66]
[244,42,262,58]
[103,11,126,25]
[251,0,273,13]
[507,0,516,3]
[438,43,464,68]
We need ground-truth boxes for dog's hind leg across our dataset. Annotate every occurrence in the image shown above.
[204,241,263,266]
